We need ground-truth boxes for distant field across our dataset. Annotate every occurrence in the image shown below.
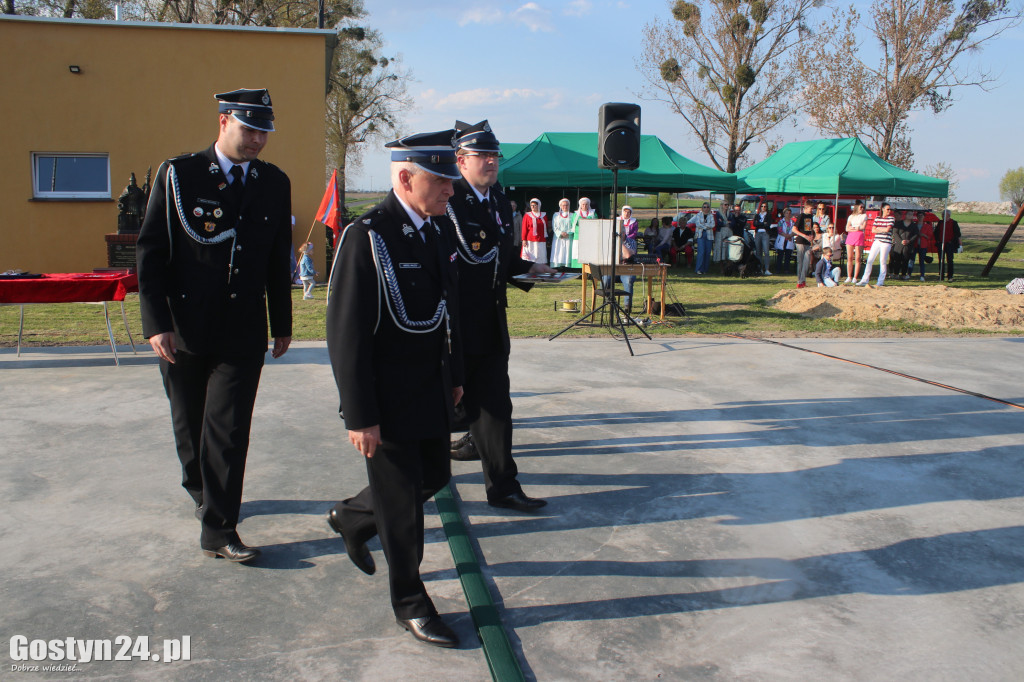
[952,212,1014,225]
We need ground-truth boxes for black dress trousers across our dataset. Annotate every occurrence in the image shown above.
[160,349,264,549]
[461,351,521,501]
[333,436,451,620]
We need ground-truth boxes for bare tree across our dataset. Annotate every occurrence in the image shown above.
[637,0,834,174]
[326,27,411,207]
[910,161,958,212]
[797,0,1023,169]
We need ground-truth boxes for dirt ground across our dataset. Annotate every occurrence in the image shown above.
[768,284,1024,332]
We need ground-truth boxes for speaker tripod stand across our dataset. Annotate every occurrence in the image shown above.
[549,167,651,356]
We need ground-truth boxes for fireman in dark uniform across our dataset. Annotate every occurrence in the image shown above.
[137,88,293,564]
[325,130,465,648]
[444,120,552,512]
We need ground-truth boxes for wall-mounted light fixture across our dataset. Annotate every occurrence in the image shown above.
[69,65,82,74]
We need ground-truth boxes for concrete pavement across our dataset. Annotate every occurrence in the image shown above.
[2,336,1023,680]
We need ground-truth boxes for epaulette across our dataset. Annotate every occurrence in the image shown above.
[351,207,387,231]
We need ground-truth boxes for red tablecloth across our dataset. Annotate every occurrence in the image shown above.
[0,272,139,304]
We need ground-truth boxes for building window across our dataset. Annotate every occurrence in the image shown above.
[32,153,110,199]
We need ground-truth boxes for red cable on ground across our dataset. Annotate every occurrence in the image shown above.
[723,333,1024,411]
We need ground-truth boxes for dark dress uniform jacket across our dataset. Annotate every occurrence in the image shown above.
[443,177,532,356]
[326,191,464,440]
[137,144,293,355]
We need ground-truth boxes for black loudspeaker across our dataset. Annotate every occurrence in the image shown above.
[598,103,641,170]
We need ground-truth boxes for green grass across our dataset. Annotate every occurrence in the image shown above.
[4,239,1024,349]
[952,212,1015,225]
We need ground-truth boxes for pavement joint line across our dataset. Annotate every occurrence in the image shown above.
[725,332,1024,410]
[435,483,526,682]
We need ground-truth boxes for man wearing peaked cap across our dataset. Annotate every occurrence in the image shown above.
[441,119,553,512]
[216,88,276,132]
[325,129,465,648]
[137,87,292,564]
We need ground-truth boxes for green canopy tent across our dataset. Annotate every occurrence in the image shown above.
[496,132,736,267]
[498,132,736,193]
[735,137,949,198]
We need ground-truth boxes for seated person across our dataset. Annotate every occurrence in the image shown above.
[671,220,695,267]
[814,246,841,287]
[642,218,659,253]
[652,216,674,260]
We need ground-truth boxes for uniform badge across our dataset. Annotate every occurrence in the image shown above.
[218,182,227,190]
[465,194,475,205]
[213,208,223,218]
[363,219,372,225]
[193,207,203,217]
[479,230,487,240]
[250,167,259,179]
[208,163,219,174]
[204,222,216,232]
[450,251,458,262]
[262,92,271,105]
[402,225,415,237]
[472,242,481,251]
[399,263,421,269]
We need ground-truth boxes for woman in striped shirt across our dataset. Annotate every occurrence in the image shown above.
[856,202,895,287]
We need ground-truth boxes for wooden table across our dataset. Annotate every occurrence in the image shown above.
[0,272,138,365]
[580,263,668,322]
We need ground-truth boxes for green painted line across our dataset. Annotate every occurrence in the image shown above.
[435,484,526,682]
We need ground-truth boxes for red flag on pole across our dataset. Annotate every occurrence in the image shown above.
[316,169,342,238]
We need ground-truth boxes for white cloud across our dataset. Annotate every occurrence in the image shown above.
[959,167,991,180]
[563,0,592,16]
[418,87,560,111]
[511,2,554,32]
[458,5,504,26]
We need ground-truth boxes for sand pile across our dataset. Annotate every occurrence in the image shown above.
[768,285,1024,331]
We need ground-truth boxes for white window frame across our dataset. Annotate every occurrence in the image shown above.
[32,152,111,200]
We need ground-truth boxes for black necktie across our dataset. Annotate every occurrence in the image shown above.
[421,219,434,246]
[230,165,245,203]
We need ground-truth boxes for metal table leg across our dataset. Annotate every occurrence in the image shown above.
[119,301,137,354]
[102,302,120,366]
[17,304,24,357]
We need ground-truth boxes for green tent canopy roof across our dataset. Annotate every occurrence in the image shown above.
[735,137,949,198]
[497,132,736,193]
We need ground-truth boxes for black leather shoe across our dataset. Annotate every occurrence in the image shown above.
[327,509,375,575]
[488,491,548,513]
[451,440,481,461]
[202,542,260,563]
[396,615,459,648]
[450,432,472,450]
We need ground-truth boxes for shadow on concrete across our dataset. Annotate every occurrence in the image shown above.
[452,443,1024,537]
[479,525,1024,627]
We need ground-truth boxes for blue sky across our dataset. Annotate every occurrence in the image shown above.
[344,0,1024,201]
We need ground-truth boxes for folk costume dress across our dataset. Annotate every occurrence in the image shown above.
[521,201,547,263]
[549,208,574,267]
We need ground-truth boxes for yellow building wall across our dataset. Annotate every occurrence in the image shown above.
[0,17,331,274]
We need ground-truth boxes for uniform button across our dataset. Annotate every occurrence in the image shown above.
[236,245,242,251]
[233,268,240,274]
[230,293,237,299]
